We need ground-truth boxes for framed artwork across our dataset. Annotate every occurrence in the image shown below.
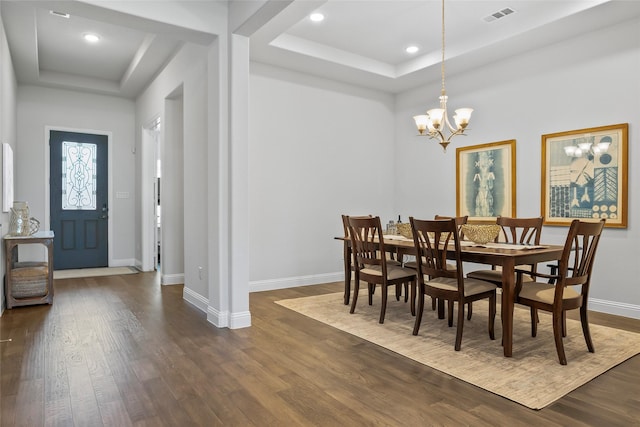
[541,123,628,228]
[456,140,516,222]
[2,143,14,212]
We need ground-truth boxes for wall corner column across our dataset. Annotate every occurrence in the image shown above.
[207,31,251,329]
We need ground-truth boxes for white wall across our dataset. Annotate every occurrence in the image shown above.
[16,86,136,266]
[135,43,209,299]
[0,9,17,314]
[396,17,640,318]
[249,62,396,290]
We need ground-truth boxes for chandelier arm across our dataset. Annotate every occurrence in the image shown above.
[434,130,446,143]
[443,113,458,134]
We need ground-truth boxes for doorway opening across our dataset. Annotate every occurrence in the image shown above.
[146,117,162,271]
[154,122,162,271]
[140,88,184,285]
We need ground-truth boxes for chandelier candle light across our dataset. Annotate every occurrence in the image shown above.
[413,0,473,152]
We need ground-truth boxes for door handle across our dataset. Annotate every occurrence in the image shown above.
[100,203,109,219]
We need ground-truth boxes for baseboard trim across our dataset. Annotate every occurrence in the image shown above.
[183,286,208,312]
[162,273,184,286]
[229,311,251,329]
[182,287,251,329]
[111,258,136,267]
[207,306,229,328]
[589,298,640,320]
[250,272,343,292]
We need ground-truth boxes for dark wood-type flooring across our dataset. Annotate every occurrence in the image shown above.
[1,272,639,426]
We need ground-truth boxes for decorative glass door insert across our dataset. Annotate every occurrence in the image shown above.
[62,141,97,210]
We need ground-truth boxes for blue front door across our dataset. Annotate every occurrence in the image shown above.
[50,130,108,269]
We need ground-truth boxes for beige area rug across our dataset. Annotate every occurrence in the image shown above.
[53,266,138,279]
[275,292,640,409]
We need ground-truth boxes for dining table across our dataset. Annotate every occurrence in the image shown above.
[337,234,564,358]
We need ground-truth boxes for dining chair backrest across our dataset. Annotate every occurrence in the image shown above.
[410,217,462,285]
[347,216,387,275]
[434,215,468,238]
[342,214,350,238]
[557,219,605,295]
[496,216,543,244]
[342,214,372,238]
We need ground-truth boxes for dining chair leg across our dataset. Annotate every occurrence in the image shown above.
[467,302,473,320]
[344,267,351,305]
[580,305,595,353]
[379,285,388,324]
[530,307,538,337]
[344,279,351,305]
[409,281,416,316]
[454,302,465,351]
[368,283,375,305]
[343,246,352,305]
[437,299,445,319]
[488,294,496,340]
[413,292,425,335]
[395,284,402,301]
[447,301,454,327]
[431,297,437,310]
[350,280,360,314]
[552,310,567,365]
[562,311,567,337]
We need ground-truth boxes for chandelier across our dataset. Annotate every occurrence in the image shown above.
[413,0,473,152]
[563,135,611,158]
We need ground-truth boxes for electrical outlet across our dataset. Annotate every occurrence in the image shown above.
[198,266,203,280]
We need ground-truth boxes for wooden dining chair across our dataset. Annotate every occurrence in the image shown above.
[467,216,544,286]
[341,214,372,305]
[342,214,405,305]
[514,219,605,365]
[347,216,417,324]
[409,217,497,350]
[404,215,469,319]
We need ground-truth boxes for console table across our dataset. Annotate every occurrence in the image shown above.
[4,231,55,309]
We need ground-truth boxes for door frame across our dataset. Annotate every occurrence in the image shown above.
[44,126,114,267]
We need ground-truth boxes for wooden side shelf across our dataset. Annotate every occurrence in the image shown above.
[4,231,55,309]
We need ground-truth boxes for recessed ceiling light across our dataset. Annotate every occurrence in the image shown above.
[406,45,420,54]
[83,33,101,43]
[310,13,325,22]
[49,10,70,19]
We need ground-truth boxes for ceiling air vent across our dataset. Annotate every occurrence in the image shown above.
[483,7,516,23]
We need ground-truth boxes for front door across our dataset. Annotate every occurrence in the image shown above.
[50,130,108,269]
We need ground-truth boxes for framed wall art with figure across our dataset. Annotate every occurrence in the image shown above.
[456,140,516,223]
[541,123,628,228]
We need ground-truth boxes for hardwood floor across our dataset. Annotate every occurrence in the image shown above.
[1,273,639,426]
